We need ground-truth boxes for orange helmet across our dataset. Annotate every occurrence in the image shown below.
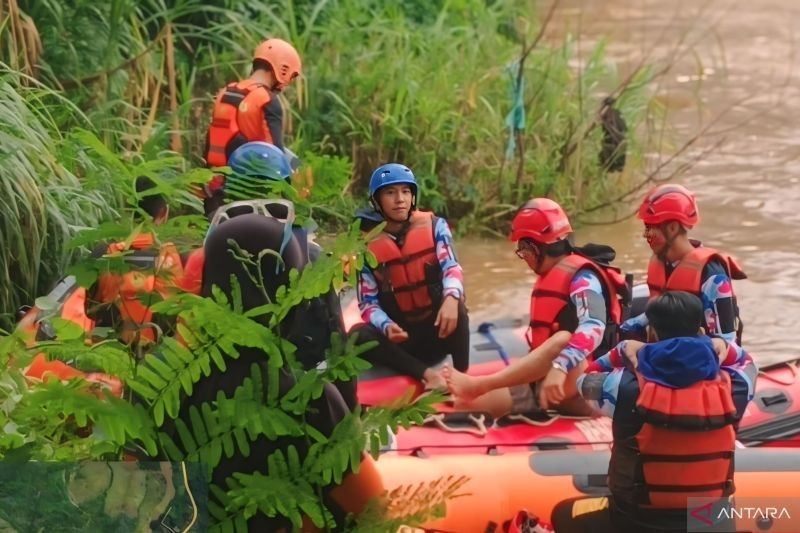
[510,198,573,244]
[637,183,699,228]
[254,38,302,87]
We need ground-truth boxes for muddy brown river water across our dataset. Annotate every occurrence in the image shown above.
[457,0,800,365]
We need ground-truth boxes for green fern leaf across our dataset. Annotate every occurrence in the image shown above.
[158,432,184,461]
[147,354,176,382]
[188,405,208,446]
[232,427,250,458]
[174,417,197,456]
[221,431,235,459]
[136,366,168,390]
[126,379,157,401]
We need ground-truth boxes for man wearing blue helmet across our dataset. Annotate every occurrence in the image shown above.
[203,141,292,217]
[351,163,469,389]
[186,143,355,406]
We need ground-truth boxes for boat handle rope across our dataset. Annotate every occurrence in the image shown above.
[423,413,489,436]
[504,411,593,428]
[758,359,799,386]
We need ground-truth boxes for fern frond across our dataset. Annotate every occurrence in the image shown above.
[225,448,334,530]
[304,412,364,486]
[352,475,470,532]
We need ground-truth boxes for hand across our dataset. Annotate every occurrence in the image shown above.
[434,295,459,338]
[539,365,568,409]
[386,323,409,343]
[621,340,645,369]
[711,337,728,364]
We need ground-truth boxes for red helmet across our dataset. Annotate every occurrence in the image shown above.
[254,38,302,87]
[510,198,573,244]
[637,183,699,228]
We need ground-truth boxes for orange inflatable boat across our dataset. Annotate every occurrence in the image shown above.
[374,447,800,532]
[12,276,123,397]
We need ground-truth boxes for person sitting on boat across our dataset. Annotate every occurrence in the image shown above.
[182,144,356,407]
[552,290,757,533]
[621,183,747,344]
[350,163,469,391]
[90,176,185,350]
[444,198,628,416]
[167,205,384,530]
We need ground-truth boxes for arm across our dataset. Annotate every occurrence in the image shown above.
[553,269,607,371]
[620,311,648,334]
[263,97,284,151]
[356,266,394,334]
[576,369,624,417]
[433,217,464,301]
[700,261,737,343]
[718,339,758,408]
[587,339,647,373]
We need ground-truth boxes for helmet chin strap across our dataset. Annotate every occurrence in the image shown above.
[406,195,416,221]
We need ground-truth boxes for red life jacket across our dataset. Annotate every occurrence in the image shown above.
[205,80,273,168]
[647,244,747,298]
[94,233,184,345]
[367,211,443,324]
[527,254,627,351]
[633,369,737,509]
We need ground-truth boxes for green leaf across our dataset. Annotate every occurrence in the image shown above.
[233,427,250,458]
[174,418,197,455]
[189,405,208,445]
[33,295,57,311]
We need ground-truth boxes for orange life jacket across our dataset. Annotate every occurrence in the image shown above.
[178,248,205,296]
[367,211,443,324]
[647,245,747,298]
[15,278,123,398]
[527,254,627,352]
[94,233,184,345]
[633,370,737,509]
[205,80,273,168]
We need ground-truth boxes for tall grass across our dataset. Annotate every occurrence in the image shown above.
[0,72,118,328]
[0,0,666,320]
[286,0,654,230]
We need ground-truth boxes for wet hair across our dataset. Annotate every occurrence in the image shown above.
[543,238,573,257]
[134,176,167,220]
[645,290,704,339]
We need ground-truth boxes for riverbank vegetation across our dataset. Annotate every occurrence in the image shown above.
[0,0,683,529]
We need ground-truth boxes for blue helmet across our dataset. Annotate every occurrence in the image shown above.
[228,142,292,182]
[368,163,418,208]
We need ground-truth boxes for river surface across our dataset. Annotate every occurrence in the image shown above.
[457,0,800,365]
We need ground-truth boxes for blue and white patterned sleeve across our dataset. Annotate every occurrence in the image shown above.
[433,217,464,301]
[357,266,394,334]
[577,369,624,418]
[700,262,736,343]
[553,269,607,371]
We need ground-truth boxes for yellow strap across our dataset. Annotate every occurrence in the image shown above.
[571,497,609,518]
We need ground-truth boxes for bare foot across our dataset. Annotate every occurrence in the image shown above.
[422,368,447,391]
[445,369,486,401]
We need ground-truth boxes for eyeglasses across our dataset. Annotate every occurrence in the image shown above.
[515,241,540,260]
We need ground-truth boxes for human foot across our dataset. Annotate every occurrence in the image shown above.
[422,368,448,391]
[444,368,486,401]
